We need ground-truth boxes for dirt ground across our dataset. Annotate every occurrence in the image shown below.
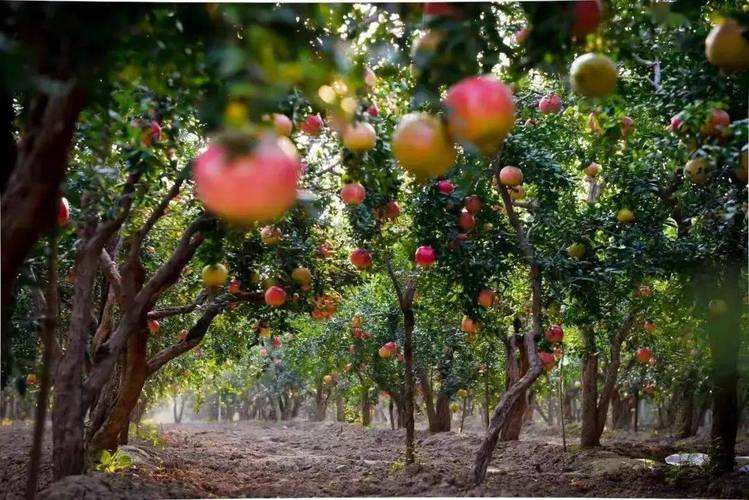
[2,419,748,499]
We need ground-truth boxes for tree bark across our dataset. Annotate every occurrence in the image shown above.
[26,235,59,499]
[471,182,545,486]
[580,329,600,447]
[706,261,741,474]
[416,366,438,432]
[501,335,528,441]
[361,388,371,426]
[434,394,451,432]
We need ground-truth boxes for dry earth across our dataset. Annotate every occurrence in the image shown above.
[1,420,747,498]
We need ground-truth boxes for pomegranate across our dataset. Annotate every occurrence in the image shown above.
[265,286,287,307]
[342,122,376,152]
[57,197,70,227]
[415,245,436,266]
[545,324,564,343]
[445,75,515,155]
[571,0,602,39]
[194,136,300,223]
[300,114,324,136]
[569,53,617,97]
[464,195,482,214]
[458,209,476,231]
[273,113,293,136]
[340,182,366,205]
[636,347,652,364]
[202,264,228,287]
[437,180,455,195]
[478,288,495,308]
[499,166,524,186]
[147,320,160,334]
[392,112,457,179]
[538,94,562,115]
[350,248,373,269]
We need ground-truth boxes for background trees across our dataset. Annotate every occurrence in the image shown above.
[1,0,747,493]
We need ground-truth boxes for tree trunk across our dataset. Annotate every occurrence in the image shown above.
[416,366,439,432]
[336,395,345,422]
[501,335,529,441]
[706,262,741,474]
[674,376,696,438]
[483,369,490,429]
[26,236,59,499]
[361,388,371,426]
[88,329,149,458]
[402,307,416,464]
[389,399,395,430]
[434,394,451,432]
[314,380,328,421]
[580,328,600,447]
[51,241,100,479]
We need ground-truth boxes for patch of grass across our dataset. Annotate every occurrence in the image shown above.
[95,449,133,473]
[130,421,165,447]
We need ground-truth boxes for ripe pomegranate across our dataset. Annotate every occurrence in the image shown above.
[643,320,656,333]
[669,113,684,132]
[437,180,455,195]
[464,195,482,214]
[350,248,373,269]
[705,19,749,72]
[571,0,602,39]
[291,266,312,286]
[478,288,495,308]
[260,226,282,245]
[26,373,38,386]
[57,197,70,227]
[636,347,652,364]
[202,264,228,287]
[515,27,529,44]
[392,112,457,180]
[701,109,730,136]
[538,351,556,371]
[458,209,476,231]
[228,278,241,294]
[538,94,562,114]
[461,316,479,334]
[499,166,523,186]
[300,114,324,136]
[147,319,160,334]
[384,201,400,220]
[340,182,366,206]
[271,335,282,348]
[351,314,364,328]
[637,285,652,298]
[378,346,393,359]
[570,53,617,97]
[642,384,656,396]
[620,116,635,138]
[616,208,635,224]
[342,122,376,152]
[150,120,162,141]
[259,348,268,357]
[364,66,377,88]
[423,2,462,18]
[415,245,436,266]
[584,162,601,177]
[265,286,287,307]
[545,324,564,343]
[194,136,300,223]
[273,113,293,136]
[384,341,397,353]
[445,75,515,155]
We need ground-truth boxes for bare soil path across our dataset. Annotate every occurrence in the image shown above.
[2,420,747,498]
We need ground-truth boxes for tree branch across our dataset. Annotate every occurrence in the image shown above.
[99,249,123,305]
[384,253,404,307]
[131,164,190,251]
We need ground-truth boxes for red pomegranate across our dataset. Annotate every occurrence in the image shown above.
[193,136,301,223]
